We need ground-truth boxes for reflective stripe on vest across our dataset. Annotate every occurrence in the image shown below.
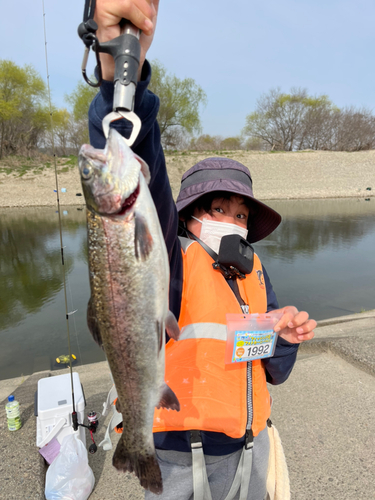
[179,323,227,341]
[153,241,271,438]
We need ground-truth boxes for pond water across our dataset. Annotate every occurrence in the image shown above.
[0,198,374,381]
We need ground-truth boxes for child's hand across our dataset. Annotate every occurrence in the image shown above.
[273,306,316,344]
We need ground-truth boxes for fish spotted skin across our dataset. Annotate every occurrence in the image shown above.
[79,129,179,494]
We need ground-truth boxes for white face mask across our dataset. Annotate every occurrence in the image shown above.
[192,217,248,254]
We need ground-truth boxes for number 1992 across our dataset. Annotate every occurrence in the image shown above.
[247,344,270,357]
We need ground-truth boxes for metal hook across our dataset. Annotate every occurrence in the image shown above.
[81,36,102,88]
[102,110,141,147]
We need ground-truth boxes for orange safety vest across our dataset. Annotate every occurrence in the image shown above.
[153,239,271,438]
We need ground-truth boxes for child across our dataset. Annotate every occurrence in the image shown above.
[89,2,316,498]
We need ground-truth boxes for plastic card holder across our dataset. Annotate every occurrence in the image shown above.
[225,312,283,364]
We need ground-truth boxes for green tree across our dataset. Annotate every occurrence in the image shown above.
[0,60,47,158]
[190,134,222,151]
[220,137,242,150]
[65,81,98,121]
[149,60,207,148]
[242,88,338,151]
[65,81,98,149]
[44,107,72,155]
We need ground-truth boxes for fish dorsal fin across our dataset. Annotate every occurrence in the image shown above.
[156,383,180,411]
[135,154,151,184]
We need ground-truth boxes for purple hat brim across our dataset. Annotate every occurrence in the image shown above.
[175,158,281,243]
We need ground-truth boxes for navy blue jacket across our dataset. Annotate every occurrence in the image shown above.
[89,61,299,455]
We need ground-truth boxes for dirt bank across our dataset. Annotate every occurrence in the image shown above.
[0,149,374,208]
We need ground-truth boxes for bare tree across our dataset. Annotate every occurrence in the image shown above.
[242,88,311,151]
[219,137,243,150]
[190,134,223,151]
[331,107,375,151]
[243,87,375,152]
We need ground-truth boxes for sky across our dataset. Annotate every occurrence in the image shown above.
[1,0,374,138]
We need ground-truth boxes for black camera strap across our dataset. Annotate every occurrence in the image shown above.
[184,229,247,310]
[184,228,218,261]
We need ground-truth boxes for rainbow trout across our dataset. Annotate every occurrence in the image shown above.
[78,128,180,494]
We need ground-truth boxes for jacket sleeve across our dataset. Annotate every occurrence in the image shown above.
[88,61,183,319]
[263,264,299,385]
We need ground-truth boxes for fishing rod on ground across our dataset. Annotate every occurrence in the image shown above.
[41,0,100,453]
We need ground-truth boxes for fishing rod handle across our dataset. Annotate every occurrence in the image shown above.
[98,22,141,113]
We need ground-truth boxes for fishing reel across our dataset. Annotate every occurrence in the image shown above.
[87,410,99,454]
[76,410,100,454]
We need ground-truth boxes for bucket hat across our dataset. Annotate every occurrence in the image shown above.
[176,157,281,243]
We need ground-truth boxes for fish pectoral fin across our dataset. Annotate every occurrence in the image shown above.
[134,154,151,184]
[156,382,180,412]
[134,212,153,260]
[87,297,103,348]
[165,310,180,340]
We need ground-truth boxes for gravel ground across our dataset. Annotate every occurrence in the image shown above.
[0,149,374,208]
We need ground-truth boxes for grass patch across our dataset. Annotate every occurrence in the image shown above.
[0,167,12,175]
[0,153,79,176]
[62,155,78,167]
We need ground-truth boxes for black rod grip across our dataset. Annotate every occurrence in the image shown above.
[98,33,140,86]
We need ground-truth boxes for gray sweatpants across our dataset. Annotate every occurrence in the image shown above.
[145,427,269,500]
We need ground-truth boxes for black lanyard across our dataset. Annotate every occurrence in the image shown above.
[184,229,247,308]
[83,0,96,22]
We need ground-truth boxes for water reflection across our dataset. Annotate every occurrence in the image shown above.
[0,211,74,330]
[259,215,375,262]
[258,198,375,261]
[0,207,104,381]
[255,198,375,319]
[0,199,374,381]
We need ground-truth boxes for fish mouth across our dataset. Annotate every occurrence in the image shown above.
[116,183,140,216]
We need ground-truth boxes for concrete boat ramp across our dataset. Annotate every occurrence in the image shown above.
[1,310,374,499]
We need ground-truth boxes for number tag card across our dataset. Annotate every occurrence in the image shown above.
[225,312,282,364]
[232,330,277,362]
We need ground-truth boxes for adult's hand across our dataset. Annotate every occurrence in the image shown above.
[94,0,159,80]
[273,305,316,344]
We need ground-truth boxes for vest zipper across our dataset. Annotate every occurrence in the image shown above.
[246,362,253,430]
[225,278,253,431]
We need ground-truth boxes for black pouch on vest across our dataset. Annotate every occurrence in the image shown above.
[215,234,254,278]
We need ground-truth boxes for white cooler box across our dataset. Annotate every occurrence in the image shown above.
[35,372,86,448]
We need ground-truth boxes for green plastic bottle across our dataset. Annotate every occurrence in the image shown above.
[5,395,22,431]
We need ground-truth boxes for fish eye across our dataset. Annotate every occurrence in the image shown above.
[81,165,93,180]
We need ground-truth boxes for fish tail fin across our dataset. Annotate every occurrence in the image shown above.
[113,439,162,494]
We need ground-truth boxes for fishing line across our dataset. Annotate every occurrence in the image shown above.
[66,273,83,366]
[42,0,77,423]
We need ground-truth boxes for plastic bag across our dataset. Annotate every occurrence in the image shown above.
[266,422,290,500]
[45,434,95,500]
